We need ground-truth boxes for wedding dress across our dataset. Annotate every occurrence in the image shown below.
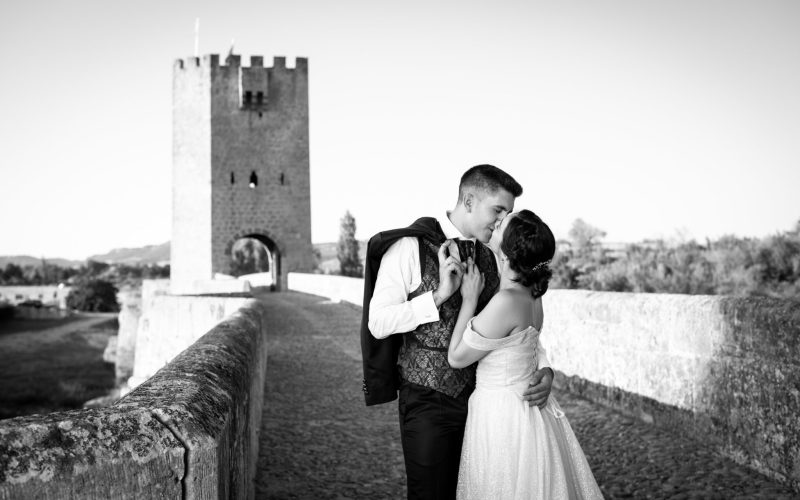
[456,319,604,500]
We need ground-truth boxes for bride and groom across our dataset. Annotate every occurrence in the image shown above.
[361,164,603,499]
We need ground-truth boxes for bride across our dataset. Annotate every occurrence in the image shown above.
[448,209,603,499]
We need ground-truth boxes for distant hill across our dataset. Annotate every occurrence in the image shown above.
[0,256,84,268]
[0,242,170,268]
[87,242,171,265]
[1,239,369,270]
[87,240,367,268]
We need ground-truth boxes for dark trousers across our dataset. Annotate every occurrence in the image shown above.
[398,381,470,500]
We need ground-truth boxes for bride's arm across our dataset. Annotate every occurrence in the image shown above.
[449,259,514,368]
[449,292,516,368]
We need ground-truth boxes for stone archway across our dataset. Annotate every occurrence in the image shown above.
[224,230,283,291]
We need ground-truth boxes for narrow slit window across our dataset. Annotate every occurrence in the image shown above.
[244,91,252,106]
[256,91,264,105]
[249,171,258,188]
[230,172,235,185]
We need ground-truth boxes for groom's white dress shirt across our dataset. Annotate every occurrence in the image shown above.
[368,212,551,370]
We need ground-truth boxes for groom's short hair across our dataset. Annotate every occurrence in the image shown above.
[459,164,523,202]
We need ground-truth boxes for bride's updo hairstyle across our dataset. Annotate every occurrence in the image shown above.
[500,210,556,298]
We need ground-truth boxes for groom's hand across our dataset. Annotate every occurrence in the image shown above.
[433,240,464,307]
[522,368,554,409]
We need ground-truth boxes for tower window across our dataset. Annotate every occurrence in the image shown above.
[249,171,258,188]
[256,91,264,105]
[244,91,252,105]
[230,172,235,185]
[280,173,285,185]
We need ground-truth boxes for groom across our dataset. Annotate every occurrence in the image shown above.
[360,164,555,499]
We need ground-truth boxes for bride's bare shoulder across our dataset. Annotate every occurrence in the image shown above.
[475,290,531,338]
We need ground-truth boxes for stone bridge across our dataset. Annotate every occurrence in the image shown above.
[1,275,798,499]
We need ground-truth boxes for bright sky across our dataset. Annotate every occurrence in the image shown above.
[1,0,798,260]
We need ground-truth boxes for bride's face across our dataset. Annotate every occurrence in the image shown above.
[489,212,515,256]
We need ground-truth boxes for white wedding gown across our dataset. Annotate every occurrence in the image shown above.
[457,319,604,500]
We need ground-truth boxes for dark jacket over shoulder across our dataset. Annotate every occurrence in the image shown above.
[360,217,445,406]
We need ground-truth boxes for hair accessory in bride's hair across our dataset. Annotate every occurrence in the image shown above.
[531,259,551,273]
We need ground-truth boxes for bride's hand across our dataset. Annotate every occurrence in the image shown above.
[460,257,484,304]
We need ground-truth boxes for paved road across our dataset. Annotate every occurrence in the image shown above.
[254,291,798,499]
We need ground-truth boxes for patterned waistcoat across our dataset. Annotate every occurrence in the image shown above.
[397,237,500,398]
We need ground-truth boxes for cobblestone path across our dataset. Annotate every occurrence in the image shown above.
[254,292,798,500]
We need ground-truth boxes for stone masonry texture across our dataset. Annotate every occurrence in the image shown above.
[0,407,184,499]
[0,299,269,500]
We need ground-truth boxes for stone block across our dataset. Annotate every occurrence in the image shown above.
[0,407,184,499]
[118,300,268,499]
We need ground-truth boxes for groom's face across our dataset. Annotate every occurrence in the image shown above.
[469,188,515,244]
[489,211,514,255]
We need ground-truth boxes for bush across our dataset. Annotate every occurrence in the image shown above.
[550,218,800,298]
[66,279,120,312]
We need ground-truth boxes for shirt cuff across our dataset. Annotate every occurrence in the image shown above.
[411,291,439,325]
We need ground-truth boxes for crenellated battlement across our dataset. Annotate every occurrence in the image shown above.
[173,53,307,72]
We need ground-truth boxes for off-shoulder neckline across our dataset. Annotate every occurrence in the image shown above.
[467,318,540,341]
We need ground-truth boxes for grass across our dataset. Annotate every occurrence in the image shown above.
[0,315,118,420]
[0,315,88,335]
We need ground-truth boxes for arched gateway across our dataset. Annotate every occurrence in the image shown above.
[170,53,314,293]
[226,229,281,288]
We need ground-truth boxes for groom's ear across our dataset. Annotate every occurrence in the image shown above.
[464,192,474,213]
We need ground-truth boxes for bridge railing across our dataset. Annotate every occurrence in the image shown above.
[0,298,268,499]
[288,272,800,491]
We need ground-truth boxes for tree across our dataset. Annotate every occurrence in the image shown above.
[142,264,170,280]
[337,210,363,277]
[567,218,606,252]
[22,265,43,285]
[84,260,111,279]
[66,279,120,312]
[1,263,24,285]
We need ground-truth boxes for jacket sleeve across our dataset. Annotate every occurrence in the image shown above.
[360,218,444,406]
[360,233,405,405]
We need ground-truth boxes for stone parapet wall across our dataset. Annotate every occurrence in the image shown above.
[287,273,800,489]
[541,290,800,488]
[127,290,250,390]
[115,289,142,384]
[0,299,269,499]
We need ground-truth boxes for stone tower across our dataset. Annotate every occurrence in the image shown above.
[171,53,313,294]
